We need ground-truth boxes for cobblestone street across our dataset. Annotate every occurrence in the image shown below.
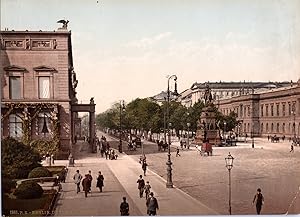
[128,138,300,215]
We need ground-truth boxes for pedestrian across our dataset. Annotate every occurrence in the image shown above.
[180,139,183,150]
[146,192,159,216]
[137,175,145,198]
[267,135,270,141]
[142,160,148,176]
[176,147,181,157]
[290,144,294,153]
[120,196,129,216]
[87,170,93,193]
[144,181,151,200]
[252,188,264,215]
[73,170,82,193]
[82,174,90,197]
[96,171,104,192]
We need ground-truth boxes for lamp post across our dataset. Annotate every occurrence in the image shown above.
[187,122,191,149]
[223,121,227,141]
[119,100,125,153]
[292,110,296,139]
[166,74,178,188]
[225,152,234,215]
[42,113,49,138]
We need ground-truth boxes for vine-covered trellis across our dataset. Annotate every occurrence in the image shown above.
[1,103,60,153]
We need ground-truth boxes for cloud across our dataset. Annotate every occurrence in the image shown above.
[125,32,172,49]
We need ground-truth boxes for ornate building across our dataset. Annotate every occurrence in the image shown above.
[218,80,300,138]
[0,26,96,158]
[178,81,294,107]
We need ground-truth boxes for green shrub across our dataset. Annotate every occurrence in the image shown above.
[30,139,58,156]
[14,181,44,199]
[2,178,16,193]
[28,167,51,178]
[1,137,41,179]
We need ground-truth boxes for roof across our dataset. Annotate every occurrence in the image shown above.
[190,81,293,90]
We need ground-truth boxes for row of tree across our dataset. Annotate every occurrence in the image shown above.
[96,98,239,137]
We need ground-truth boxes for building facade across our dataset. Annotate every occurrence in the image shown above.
[179,81,294,107]
[218,81,300,138]
[0,28,95,158]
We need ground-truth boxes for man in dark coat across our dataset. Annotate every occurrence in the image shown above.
[253,188,264,215]
[137,175,145,198]
[87,170,93,193]
[146,192,159,216]
[142,160,148,176]
[73,170,82,193]
[96,171,104,192]
[82,174,90,197]
[120,196,129,216]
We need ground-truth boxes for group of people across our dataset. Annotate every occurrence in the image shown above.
[120,174,158,216]
[96,136,118,160]
[156,140,168,152]
[73,170,104,197]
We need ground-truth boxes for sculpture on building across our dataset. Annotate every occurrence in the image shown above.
[90,97,94,104]
[71,68,78,89]
[57,20,69,29]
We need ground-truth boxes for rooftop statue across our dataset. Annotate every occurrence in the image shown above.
[57,20,69,29]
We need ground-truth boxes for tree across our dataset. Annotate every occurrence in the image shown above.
[1,137,42,179]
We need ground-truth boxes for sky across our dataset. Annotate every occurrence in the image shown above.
[1,0,300,113]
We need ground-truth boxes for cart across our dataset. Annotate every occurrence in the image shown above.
[200,143,213,156]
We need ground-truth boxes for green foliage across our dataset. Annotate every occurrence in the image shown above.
[2,178,17,193]
[1,137,42,179]
[30,139,58,156]
[216,110,239,132]
[28,167,51,178]
[14,181,44,199]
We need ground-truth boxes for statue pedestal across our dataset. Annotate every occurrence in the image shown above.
[196,104,221,146]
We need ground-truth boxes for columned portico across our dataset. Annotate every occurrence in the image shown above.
[71,98,96,153]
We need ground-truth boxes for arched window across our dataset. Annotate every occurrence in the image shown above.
[37,112,52,138]
[283,123,285,133]
[261,123,264,133]
[266,123,269,133]
[276,123,280,133]
[9,113,23,138]
[271,123,274,133]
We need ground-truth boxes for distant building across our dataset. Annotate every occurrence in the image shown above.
[150,91,177,105]
[179,81,294,107]
[0,27,96,158]
[218,80,300,138]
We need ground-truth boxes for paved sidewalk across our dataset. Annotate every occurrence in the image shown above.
[52,136,218,216]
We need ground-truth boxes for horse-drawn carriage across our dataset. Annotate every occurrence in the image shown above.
[196,143,213,156]
[270,135,280,143]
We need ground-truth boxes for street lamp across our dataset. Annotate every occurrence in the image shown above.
[292,110,296,139]
[187,122,191,149]
[223,121,227,141]
[119,100,125,153]
[166,74,178,188]
[225,152,234,215]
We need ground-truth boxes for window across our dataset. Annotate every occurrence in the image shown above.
[276,104,280,116]
[38,112,52,137]
[266,123,269,133]
[271,104,274,116]
[9,77,21,99]
[283,123,285,133]
[9,113,23,138]
[266,105,269,117]
[261,105,264,117]
[39,77,50,99]
[261,123,263,133]
[247,106,250,117]
[271,123,274,133]
[282,103,286,116]
[276,123,280,133]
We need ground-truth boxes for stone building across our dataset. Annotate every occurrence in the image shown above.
[218,80,300,138]
[179,81,294,107]
[0,27,96,158]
